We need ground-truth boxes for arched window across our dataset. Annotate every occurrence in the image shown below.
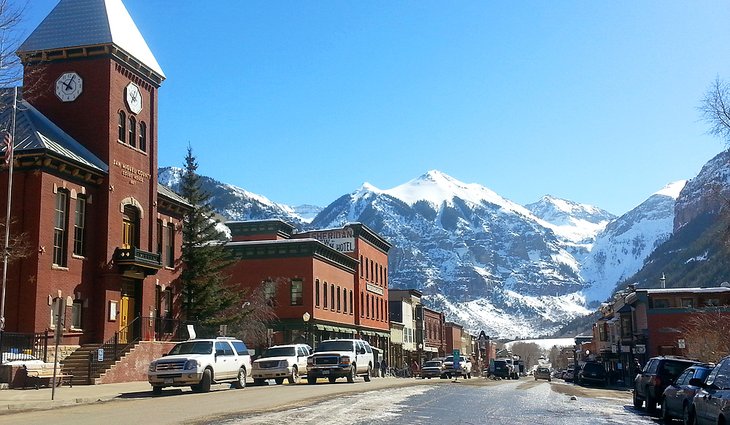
[118,111,126,142]
[128,117,136,147]
[315,279,320,308]
[323,283,328,309]
[330,285,335,310]
[139,121,147,152]
[122,205,140,249]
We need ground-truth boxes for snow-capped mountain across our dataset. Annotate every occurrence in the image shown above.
[579,181,686,302]
[526,195,615,259]
[158,164,712,338]
[312,170,593,338]
[674,150,730,230]
[158,167,316,226]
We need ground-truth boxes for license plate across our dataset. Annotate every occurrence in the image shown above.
[164,378,173,384]
[322,370,330,375]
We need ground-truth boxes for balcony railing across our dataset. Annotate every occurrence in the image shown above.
[113,247,162,276]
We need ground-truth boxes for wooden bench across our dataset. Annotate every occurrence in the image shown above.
[23,364,73,389]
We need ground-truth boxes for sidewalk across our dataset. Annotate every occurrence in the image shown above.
[0,380,151,413]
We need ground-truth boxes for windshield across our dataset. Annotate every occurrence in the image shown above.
[424,361,442,367]
[261,347,296,358]
[168,341,213,355]
[315,341,353,352]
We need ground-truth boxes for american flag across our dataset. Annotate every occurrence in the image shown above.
[2,132,11,166]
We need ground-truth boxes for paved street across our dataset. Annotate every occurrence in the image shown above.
[0,377,664,425]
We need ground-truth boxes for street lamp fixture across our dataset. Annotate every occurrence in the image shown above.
[302,312,311,345]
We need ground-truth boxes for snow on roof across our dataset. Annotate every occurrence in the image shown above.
[19,0,164,78]
[643,287,730,295]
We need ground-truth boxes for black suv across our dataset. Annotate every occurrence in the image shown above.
[633,356,700,413]
[577,361,607,386]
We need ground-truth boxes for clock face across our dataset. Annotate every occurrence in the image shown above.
[125,83,143,114]
[55,72,83,102]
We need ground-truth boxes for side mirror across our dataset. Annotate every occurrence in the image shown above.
[688,378,704,388]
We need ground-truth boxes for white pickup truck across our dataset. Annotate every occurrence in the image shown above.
[306,339,374,384]
[442,355,472,379]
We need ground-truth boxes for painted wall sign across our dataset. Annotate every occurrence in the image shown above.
[309,228,355,253]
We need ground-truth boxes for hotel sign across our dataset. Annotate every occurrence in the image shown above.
[310,228,355,253]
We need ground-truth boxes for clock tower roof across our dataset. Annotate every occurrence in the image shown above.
[18,0,164,79]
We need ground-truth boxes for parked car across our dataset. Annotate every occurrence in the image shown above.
[633,356,701,413]
[563,367,575,382]
[251,344,311,385]
[660,364,713,423]
[577,361,607,387]
[687,355,730,425]
[306,339,374,384]
[148,337,252,394]
[534,366,551,382]
[420,359,445,379]
[491,359,511,379]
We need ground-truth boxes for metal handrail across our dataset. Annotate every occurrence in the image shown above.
[87,316,141,384]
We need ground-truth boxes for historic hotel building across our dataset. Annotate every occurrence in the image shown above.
[0,0,186,350]
[225,220,391,352]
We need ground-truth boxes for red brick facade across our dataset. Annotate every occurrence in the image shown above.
[0,14,185,347]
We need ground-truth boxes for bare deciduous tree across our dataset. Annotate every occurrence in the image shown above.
[226,281,277,347]
[700,77,730,147]
[0,0,25,89]
[682,309,730,363]
[510,342,543,370]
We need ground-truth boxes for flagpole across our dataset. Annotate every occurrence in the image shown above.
[0,86,17,331]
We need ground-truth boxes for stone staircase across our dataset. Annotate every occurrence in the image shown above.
[61,343,138,385]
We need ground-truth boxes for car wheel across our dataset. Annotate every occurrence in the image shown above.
[328,376,337,384]
[683,404,694,425]
[253,378,266,386]
[198,369,212,393]
[288,366,300,384]
[233,367,247,389]
[307,376,317,385]
[273,377,284,385]
[646,392,657,414]
[364,365,372,382]
[347,365,356,383]
[660,397,670,421]
[152,386,162,395]
[633,389,643,409]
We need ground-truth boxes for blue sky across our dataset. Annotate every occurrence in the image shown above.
[21,1,729,215]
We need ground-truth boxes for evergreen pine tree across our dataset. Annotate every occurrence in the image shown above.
[179,146,241,331]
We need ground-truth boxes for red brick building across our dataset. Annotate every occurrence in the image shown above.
[224,220,391,352]
[0,0,186,355]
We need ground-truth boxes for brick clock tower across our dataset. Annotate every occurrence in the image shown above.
[1,0,187,354]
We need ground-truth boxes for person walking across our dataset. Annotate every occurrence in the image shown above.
[411,360,420,378]
[380,358,388,378]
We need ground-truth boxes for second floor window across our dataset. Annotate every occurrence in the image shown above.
[53,191,68,266]
[166,223,175,268]
[122,205,139,249]
[73,196,86,256]
[291,279,303,306]
[264,280,276,306]
[315,280,320,307]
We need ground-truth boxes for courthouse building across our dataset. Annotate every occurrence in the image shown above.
[0,0,186,369]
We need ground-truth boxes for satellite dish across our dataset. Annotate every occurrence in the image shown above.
[720,282,730,288]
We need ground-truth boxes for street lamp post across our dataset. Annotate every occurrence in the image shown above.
[302,311,311,346]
